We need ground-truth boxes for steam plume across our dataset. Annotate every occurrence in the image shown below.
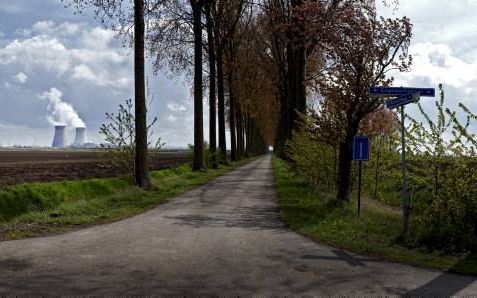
[39,87,85,127]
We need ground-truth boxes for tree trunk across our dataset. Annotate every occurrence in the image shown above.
[294,0,307,118]
[245,113,251,156]
[286,41,296,142]
[236,104,244,159]
[229,83,237,161]
[192,0,205,171]
[205,1,217,169]
[374,137,381,200]
[275,91,289,158]
[336,125,358,202]
[133,0,151,188]
[217,47,227,163]
[287,42,306,134]
[286,0,307,137]
[333,144,338,190]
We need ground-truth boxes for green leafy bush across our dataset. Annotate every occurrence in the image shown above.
[413,156,477,253]
[285,84,477,254]
[99,98,165,177]
[405,84,477,253]
[285,126,337,190]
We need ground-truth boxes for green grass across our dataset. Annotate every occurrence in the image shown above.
[0,159,252,241]
[273,157,477,275]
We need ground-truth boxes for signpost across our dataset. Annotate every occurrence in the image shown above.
[369,87,435,97]
[353,136,370,217]
[385,93,419,110]
[369,86,435,236]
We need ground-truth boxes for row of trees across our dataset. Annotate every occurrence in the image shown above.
[259,0,411,203]
[65,0,273,188]
[65,0,412,206]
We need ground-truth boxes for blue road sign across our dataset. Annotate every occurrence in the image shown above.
[370,87,435,97]
[353,136,370,161]
[385,93,418,109]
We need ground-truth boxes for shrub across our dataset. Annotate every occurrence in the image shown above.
[99,98,164,177]
[285,127,337,190]
[404,84,477,253]
[413,156,477,253]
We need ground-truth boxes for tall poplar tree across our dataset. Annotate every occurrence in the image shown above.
[191,0,206,171]
[64,0,152,188]
[206,0,218,168]
[133,0,151,187]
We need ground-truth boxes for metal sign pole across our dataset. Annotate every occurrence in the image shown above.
[358,160,362,217]
[400,105,410,236]
[371,86,435,237]
[353,135,369,217]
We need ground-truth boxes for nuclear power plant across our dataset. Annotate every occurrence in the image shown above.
[73,127,86,146]
[51,125,89,148]
[51,125,66,148]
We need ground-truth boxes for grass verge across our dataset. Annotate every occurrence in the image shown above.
[273,157,477,275]
[0,159,253,241]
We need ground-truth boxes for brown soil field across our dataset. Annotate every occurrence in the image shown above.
[0,149,188,186]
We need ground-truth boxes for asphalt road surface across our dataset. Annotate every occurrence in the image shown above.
[1,155,476,295]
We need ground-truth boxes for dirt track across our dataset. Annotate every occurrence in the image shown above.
[0,150,188,185]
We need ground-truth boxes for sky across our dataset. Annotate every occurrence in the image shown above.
[0,0,196,147]
[0,0,476,147]
[377,0,477,131]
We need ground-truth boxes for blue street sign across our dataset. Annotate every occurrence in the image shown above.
[385,93,418,110]
[353,136,370,161]
[370,87,435,97]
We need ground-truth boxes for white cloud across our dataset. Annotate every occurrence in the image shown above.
[71,63,127,87]
[0,22,132,88]
[18,20,83,38]
[166,114,178,122]
[14,72,28,84]
[81,27,115,50]
[405,42,477,88]
[0,36,72,74]
[32,20,55,34]
[72,64,96,82]
[167,103,187,113]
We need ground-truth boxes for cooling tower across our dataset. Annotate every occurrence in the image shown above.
[51,125,66,148]
[73,127,86,146]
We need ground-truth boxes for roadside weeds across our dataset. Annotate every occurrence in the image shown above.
[273,157,477,275]
[0,158,254,241]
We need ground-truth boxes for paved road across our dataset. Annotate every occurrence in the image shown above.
[1,155,476,295]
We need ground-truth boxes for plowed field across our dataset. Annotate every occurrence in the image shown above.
[0,150,188,185]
